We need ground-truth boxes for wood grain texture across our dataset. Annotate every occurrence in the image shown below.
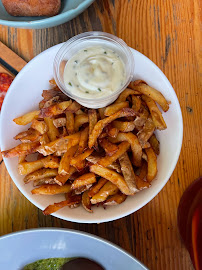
[0,1,201,269]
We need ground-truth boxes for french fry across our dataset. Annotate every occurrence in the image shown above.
[71,173,96,190]
[137,118,155,148]
[134,105,149,130]
[145,147,157,182]
[136,176,150,190]
[86,155,122,173]
[99,138,118,156]
[90,164,132,195]
[115,88,141,103]
[91,181,119,204]
[132,95,141,112]
[58,145,78,175]
[44,117,60,142]
[82,190,93,213]
[33,178,56,187]
[129,82,169,112]
[55,166,76,186]
[70,148,94,167]
[77,127,89,154]
[88,109,97,135]
[65,101,81,113]
[105,124,119,138]
[149,134,160,155]
[39,100,72,118]
[53,117,66,128]
[112,120,135,132]
[98,107,106,119]
[74,114,89,132]
[18,155,60,175]
[89,108,137,148]
[39,133,50,145]
[24,168,58,184]
[14,128,41,143]
[119,152,139,193]
[88,178,108,198]
[138,160,147,179]
[66,111,75,135]
[2,141,40,158]
[31,119,48,134]
[18,153,27,164]
[103,192,127,206]
[13,110,40,125]
[31,184,71,195]
[98,141,130,167]
[104,101,129,116]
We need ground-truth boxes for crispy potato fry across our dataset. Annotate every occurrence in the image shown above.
[88,178,108,198]
[65,101,81,113]
[134,105,149,130]
[33,178,56,187]
[66,111,75,135]
[77,127,89,154]
[53,117,66,128]
[91,181,118,204]
[44,117,60,142]
[39,133,50,145]
[82,190,93,213]
[18,153,26,163]
[99,138,118,156]
[115,88,141,103]
[104,101,129,116]
[86,155,121,173]
[103,192,127,206]
[136,176,150,190]
[110,132,142,167]
[145,147,157,182]
[2,141,40,158]
[32,184,71,195]
[132,95,141,112]
[137,118,155,148]
[13,110,40,125]
[55,166,76,186]
[119,152,138,193]
[105,124,119,138]
[142,95,167,130]
[14,128,41,143]
[138,160,147,179]
[88,109,97,135]
[31,119,48,134]
[74,114,89,132]
[90,164,132,195]
[129,82,169,112]
[98,107,106,119]
[70,148,94,167]
[89,108,137,148]
[149,134,160,155]
[18,155,60,175]
[98,141,130,167]
[58,145,78,175]
[24,168,58,184]
[39,100,72,118]
[112,120,135,132]
[71,173,96,190]
[43,194,81,215]
[49,78,57,86]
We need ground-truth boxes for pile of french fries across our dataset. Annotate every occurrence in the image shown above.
[2,79,170,215]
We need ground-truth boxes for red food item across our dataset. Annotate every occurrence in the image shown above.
[0,73,13,110]
[177,177,202,270]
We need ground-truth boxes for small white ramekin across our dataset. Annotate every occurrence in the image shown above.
[53,31,134,108]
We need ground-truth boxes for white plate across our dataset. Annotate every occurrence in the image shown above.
[0,43,183,223]
[0,228,148,270]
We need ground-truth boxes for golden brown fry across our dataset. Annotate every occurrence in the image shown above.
[82,190,93,213]
[133,105,149,130]
[2,141,40,158]
[99,138,118,156]
[18,155,60,175]
[137,118,155,148]
[98,141,130,167]
[49,78,57,86]
[39,134,50,145]
[31,119,48,134]
[89,108,137,148]
[71,173,96,190]
[149,134,160,155]
[119,152,139,193]
[104,101,129,116]
[145,147,157,182]
[70,148,94,167]
[86,155,121,173]
[24,168,58,184]
[138,160,147,179]
[98,107,106,119]
[88,109,98,135]
[90,164,132,195]
[77,127,89,154]
[55,166,76,186]
[39,100,72,118]
[88,178,108,198]
[18,153,26,163]
[105,124,119,138]
[129,82,169,112]
[65,101,81,113]
[112,120,135,132]
[32,184,71,195]
[91,181,118,204]
[66,111,75,135]
[13,110,40,125]
[103,192,127,206]
[136,176,150,190]
[53,117,66,128]
[58,145,78,175]
[14,128,41,143]
[132,95,141,112]
[115,88,141,103]
[74,114,89,132]
[44,117,60,142]
[33,178,56,187]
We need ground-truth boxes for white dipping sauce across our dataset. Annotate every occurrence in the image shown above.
[63,46,126,98]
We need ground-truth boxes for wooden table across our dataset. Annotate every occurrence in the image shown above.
[0,0,201,269]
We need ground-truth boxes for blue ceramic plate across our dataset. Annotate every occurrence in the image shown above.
[0,228,148,269]
[0,0,95,29]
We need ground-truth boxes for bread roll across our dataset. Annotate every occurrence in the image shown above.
[2,0,61,17]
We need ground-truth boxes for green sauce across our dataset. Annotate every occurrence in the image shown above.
[23,258,72,270]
